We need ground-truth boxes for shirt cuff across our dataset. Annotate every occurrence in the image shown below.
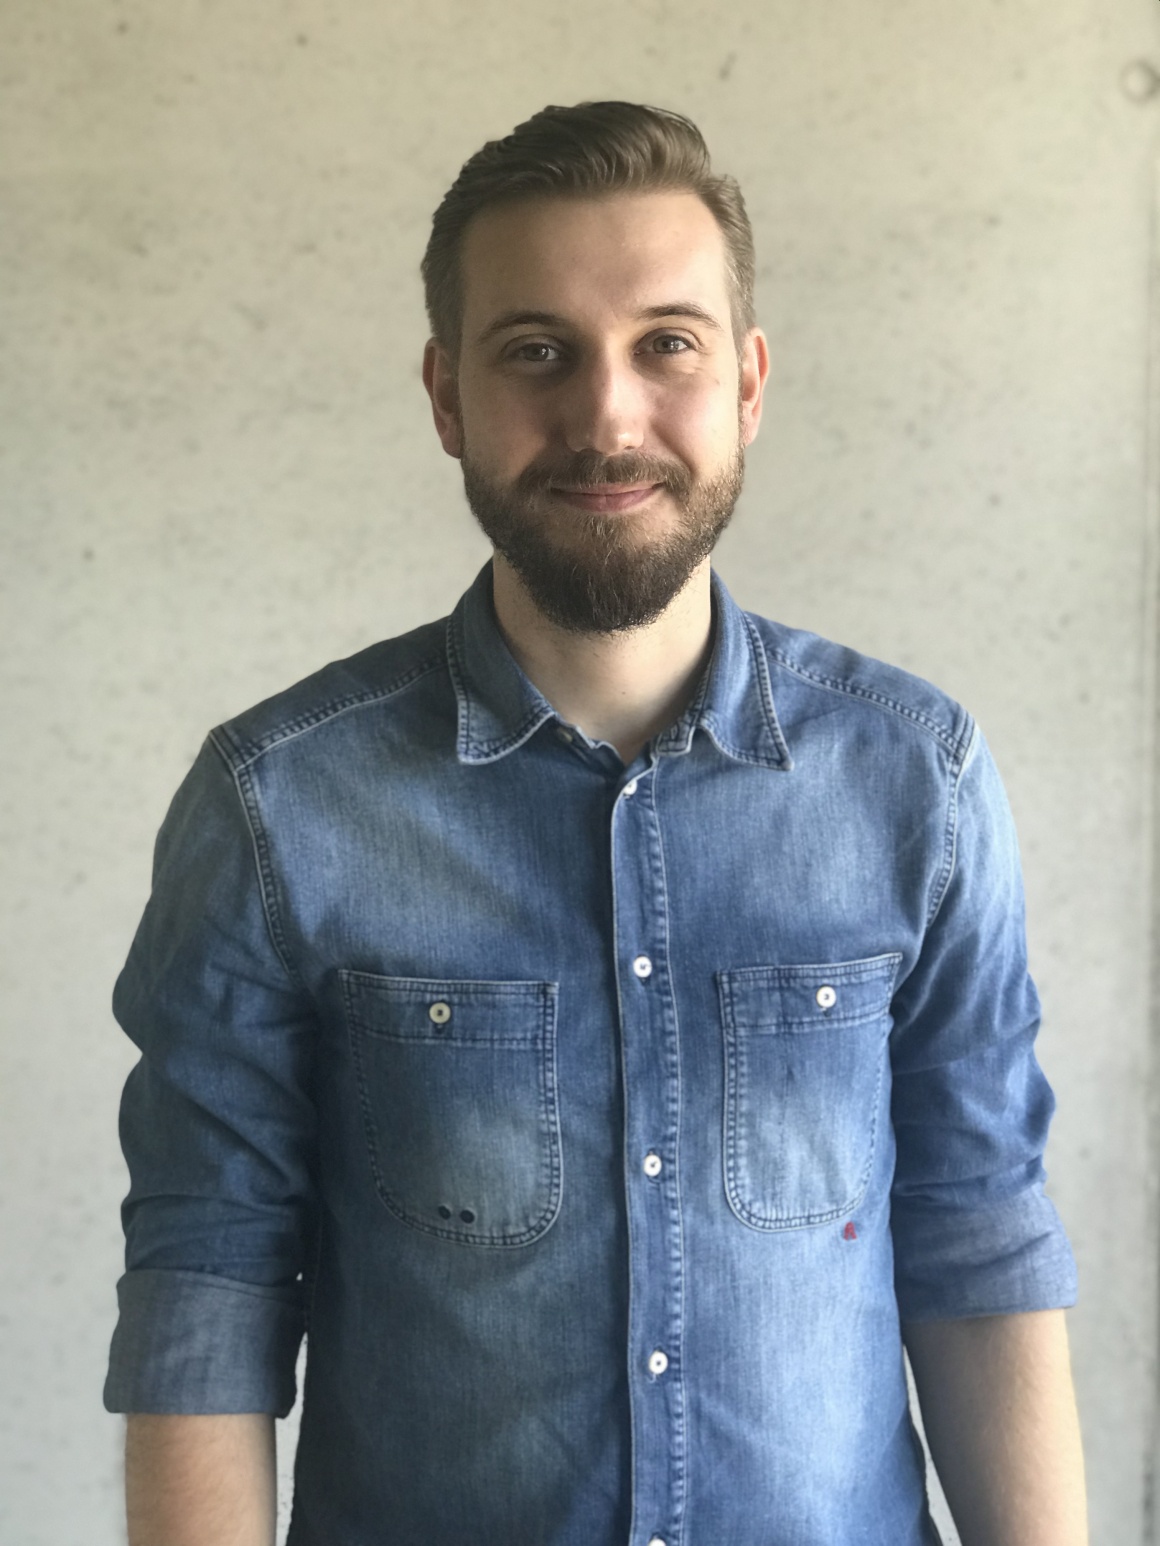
[892,1186,1078,1322]
[103,1268,305,1415]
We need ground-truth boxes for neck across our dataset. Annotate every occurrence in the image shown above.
[490,554,715,764]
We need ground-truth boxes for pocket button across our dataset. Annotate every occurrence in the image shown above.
[815,985,837,1010]
[428,1001,452,1026]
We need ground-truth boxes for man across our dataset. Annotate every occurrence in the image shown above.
[105,102,1086,1545]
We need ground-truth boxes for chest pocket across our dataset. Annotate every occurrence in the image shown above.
[341,972,561,1247]
[717,953,901,1230]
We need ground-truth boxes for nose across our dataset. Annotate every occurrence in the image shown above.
[559,351,644,455]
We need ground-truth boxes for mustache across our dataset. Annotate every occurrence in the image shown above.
[514,450,693,499]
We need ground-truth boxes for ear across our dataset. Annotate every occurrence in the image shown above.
[422,338,463,459]
[738,327,770,447]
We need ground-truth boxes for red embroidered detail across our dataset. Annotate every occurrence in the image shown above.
[842,1222,858,1241]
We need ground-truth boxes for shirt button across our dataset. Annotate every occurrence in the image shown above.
[428,1001,452,1026]
[815,985,837,1009]
[555,727,574,744]
[647,1538,668,1546]
[643,1152,663,1178]
[632,955,653,979]
[623,778,639,797]
[647,1349,669,1376]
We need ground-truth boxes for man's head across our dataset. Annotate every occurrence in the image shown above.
[422,101,756,360]
[421,102,768,634]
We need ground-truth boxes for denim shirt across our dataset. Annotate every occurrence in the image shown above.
[105,563,1076,1546]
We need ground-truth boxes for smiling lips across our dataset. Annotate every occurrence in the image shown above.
[548,482,664,513]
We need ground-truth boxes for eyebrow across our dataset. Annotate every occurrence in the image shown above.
[474,301,726,346]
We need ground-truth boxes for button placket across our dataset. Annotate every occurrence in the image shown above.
[609,759,687,1543]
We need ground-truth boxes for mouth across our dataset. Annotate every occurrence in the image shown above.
[547,482,664,514]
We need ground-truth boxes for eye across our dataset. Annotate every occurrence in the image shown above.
[648,333,694,355]
[510,340,563,364]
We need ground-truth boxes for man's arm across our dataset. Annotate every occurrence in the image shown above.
[903,1309,1087,1546]
[125,1414,276,1546]
[105,737,313,1530]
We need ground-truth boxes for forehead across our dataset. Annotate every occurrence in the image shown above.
[459,191,732,335]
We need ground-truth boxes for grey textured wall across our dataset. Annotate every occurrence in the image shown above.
[2,3,1159,1542]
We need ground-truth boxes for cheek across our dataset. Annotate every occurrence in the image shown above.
[459,383,546,472]
[657,376,740,461]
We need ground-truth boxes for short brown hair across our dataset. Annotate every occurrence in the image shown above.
[421,101,756,355]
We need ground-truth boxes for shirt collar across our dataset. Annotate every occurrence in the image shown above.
[447,562,792,771]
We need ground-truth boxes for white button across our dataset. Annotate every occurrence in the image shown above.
[647,1538,667,1546]
[428,1001,452,1025]
[643,1152,663,1178]
[648,1349,669,1376]
[623,778,639,797]
[556,727,574,744]
[815,985,837,1009]
[632,955,653,979]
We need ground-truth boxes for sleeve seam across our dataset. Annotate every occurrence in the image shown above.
[923,716,977,930]
[207,730,305,992]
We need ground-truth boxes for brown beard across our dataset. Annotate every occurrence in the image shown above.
[460,441,745,634]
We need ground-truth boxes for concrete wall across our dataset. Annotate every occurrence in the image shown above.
[3,2,1159,1541]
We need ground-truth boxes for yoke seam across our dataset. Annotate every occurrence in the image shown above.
[765,647,971,758]
[218,654,446,771]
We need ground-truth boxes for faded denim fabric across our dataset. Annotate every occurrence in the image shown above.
[105,563,1076,1546]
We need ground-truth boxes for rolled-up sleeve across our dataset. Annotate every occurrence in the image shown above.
[104,735,317,1414]
[889,724,1078,1322]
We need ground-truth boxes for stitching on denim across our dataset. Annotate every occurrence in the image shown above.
[679,615,794,768]
[925,719,976,930]
[740,613,794,765]
[341,972,562,1248]
[208,731,304,991]
[765,644,971,757]
[696,722,791,767]
[445,599,556,761]
[344,975,562,1248]
[444,603,473,748]
[607,789,641,1546]
[461,706,555,761]
[350,1030,546,1049]
[344,974,552,1044]
[725,953,903,983]
[743,1004,893,1031]
[221,655,446,771]
[344,972,552,998]
[722,954,902,1030]
[718,961,897,1231]
[343,970,550,1007]
[650,760,689,1541]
